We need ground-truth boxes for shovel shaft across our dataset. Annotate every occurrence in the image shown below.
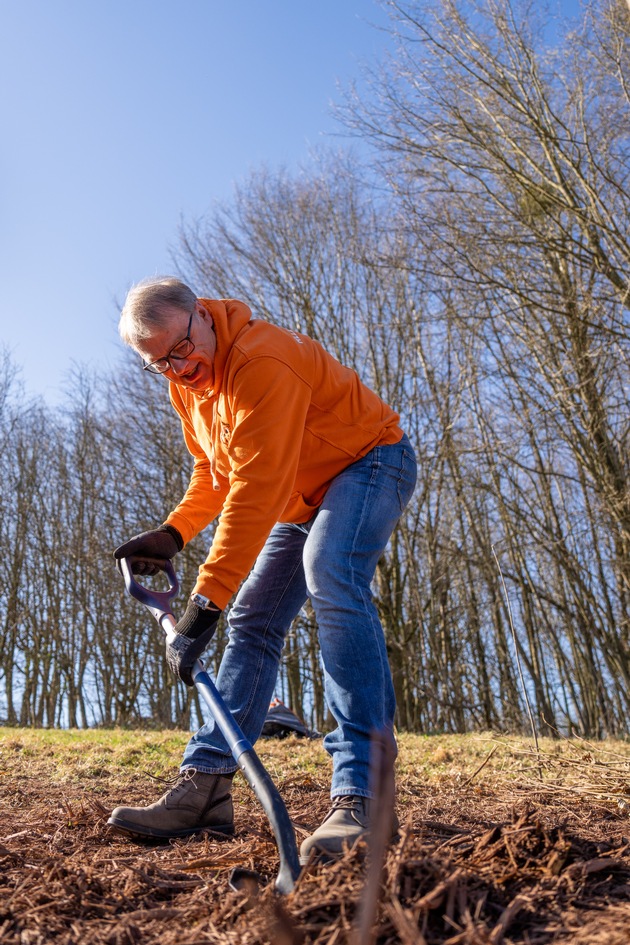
[120,560,300,893]
[194,666,300,894]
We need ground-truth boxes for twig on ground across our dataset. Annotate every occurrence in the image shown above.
[351,728,397,945]
[461,746,499,787]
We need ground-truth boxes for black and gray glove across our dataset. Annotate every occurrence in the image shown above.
[113,524,183,575]
[166,598,222,686]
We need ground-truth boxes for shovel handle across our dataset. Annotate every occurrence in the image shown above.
[119,558,179,631]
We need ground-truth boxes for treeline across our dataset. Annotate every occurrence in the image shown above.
[1,0,628,737]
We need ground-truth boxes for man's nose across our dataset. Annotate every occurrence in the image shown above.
[170,356,192,376]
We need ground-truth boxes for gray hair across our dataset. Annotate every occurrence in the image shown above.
[119,276,197,347]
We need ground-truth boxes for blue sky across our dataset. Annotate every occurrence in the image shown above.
[1,0,394,404]
[1,0,582,405]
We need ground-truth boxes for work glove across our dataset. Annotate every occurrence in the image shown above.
[166,599,222,686]
[113,524,184,575]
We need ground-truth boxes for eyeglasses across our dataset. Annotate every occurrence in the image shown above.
[142,311,195,374]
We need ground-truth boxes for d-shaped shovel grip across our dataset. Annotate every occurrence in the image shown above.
[119,558,179,638]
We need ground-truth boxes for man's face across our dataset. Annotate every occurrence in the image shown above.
[137,302,217,391]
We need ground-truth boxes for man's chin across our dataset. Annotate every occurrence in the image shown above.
[179,369,211,391]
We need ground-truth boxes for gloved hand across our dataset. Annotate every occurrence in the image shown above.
[113,524,183,575]
[166,599,222,686]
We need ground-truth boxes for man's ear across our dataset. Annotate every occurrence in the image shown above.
[196,303,214,331]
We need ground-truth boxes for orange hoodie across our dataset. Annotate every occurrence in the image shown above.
[165,299,403,609]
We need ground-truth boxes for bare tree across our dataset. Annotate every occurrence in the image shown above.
[3,1,628,737]
[339,0,629,733]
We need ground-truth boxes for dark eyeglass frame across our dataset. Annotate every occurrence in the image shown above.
[142,311,195,374]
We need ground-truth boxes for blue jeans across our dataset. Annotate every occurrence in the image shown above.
[181,434,417,798]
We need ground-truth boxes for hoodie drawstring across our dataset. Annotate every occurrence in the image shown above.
[210,398,221,491]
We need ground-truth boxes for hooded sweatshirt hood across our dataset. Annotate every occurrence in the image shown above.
[196,298,253,397]
[168,298,252,491]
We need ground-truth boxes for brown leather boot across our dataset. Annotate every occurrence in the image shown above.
[108,769,234,839]
[299,795,399,865]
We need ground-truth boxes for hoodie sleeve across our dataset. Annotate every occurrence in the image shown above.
[192,354,313,609]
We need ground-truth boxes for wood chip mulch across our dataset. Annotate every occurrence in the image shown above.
[1,751,630,944]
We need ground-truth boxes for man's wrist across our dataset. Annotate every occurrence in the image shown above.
[159,523,184,552]
[190,592,220,613]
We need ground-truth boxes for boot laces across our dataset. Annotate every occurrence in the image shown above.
[151,768,198,798]
[330,795,368,814]
[171,769,199,795]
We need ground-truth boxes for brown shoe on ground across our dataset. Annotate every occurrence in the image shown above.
[299,794,399,865]
[107,769,234,840]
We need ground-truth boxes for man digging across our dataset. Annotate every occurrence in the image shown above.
[108,277,416,864]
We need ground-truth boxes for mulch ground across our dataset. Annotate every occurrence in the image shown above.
[1,738,630,944]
